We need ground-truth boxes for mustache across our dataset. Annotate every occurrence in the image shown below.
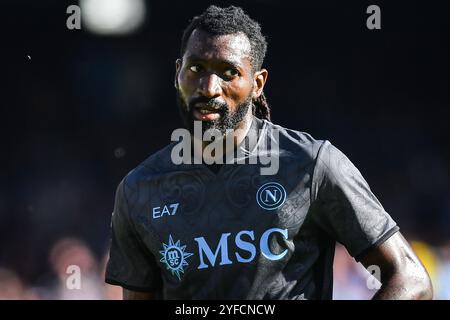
[188,97,229,112]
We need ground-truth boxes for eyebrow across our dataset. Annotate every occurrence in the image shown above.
[184,54,243,69]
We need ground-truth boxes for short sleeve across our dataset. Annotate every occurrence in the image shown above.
[105,180,162,292]
[311,141,399,261]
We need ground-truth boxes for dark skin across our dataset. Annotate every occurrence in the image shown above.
[360,231,433,299]
[176,29,268,155]
[122,30,433,300]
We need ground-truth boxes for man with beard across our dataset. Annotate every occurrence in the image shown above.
[105,6,432,300]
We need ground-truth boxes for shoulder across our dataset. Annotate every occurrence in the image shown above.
[120,142,179,196]
[263,120,327,162]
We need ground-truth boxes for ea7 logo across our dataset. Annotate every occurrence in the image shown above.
[152,203,179,219]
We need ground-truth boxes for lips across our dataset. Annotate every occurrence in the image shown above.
[192,102,222,121]
[192,107,221,121]
[196,107,219,114]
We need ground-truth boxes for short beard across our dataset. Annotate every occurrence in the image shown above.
[176,91,253,135]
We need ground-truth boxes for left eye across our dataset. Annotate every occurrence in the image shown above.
[189,65,202,73]
[223,69,239,78]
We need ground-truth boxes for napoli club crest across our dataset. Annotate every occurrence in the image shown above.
[256,182,287,210]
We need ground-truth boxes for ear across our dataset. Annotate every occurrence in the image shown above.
[174,58,182,89]
[252,68,268,99]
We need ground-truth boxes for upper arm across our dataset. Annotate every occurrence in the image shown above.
[359,231,416,273]
[359,231,433,299]
[310,142,432,299]
[311,141,398,258]
[105,180,163,293]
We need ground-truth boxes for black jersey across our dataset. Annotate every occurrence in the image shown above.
[105,116,398,299]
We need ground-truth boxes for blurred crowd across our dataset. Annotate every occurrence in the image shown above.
[0,237,122,300]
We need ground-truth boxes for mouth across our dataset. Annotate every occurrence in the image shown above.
[192,103,222,121]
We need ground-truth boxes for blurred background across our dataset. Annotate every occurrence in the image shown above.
[1,0,449,299]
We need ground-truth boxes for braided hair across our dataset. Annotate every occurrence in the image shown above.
[253,92,271,121]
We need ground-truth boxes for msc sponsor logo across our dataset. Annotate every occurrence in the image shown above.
[194,228,288,270]
[256,182,287,210]
[159,235,193,280]
[160,228,289,279]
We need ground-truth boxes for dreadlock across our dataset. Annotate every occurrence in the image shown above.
[180,5,272,121]
[252,92,271,122]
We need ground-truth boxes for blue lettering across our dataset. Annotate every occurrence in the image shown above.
[152,206,161,219]
[161,205,170,217]
[235,230,256,263]
[195,233,232,269]
[260,228,288,261]
[169,203,179,215]
[265,189,278,203]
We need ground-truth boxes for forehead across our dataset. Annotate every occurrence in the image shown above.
[183,29,252,67]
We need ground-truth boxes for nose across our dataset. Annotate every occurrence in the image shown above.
[197,73,222,98]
